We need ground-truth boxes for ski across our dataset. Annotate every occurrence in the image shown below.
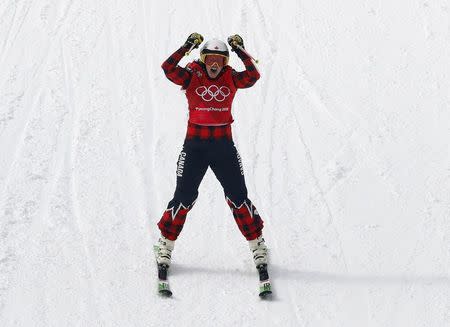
[154,245,173,297]
[154,244,271,298]
[257,264,272,298]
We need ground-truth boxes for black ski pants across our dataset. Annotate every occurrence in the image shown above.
[157,136,265,241]
[173,138,247,206]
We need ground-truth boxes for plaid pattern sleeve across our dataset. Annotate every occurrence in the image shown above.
[161,46,192,88]
[232,51,261,89]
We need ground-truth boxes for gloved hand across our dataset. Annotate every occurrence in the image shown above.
[183,32,204,49]
[227,34,245,52]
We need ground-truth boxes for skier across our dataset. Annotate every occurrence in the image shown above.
[155,33,269,294]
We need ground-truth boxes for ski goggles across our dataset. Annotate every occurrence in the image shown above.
[202,54,228,66]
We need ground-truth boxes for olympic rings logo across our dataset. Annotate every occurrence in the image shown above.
[195,85,231,102]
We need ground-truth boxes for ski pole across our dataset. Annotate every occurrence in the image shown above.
[232,42,259,64]
[185,39,200,56]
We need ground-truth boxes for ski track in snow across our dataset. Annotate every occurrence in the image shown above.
[1,0,450,326]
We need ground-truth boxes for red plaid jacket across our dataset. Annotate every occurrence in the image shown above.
[184,121,232,141]
[161,45,260,140]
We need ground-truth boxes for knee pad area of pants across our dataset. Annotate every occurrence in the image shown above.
[167,198,196,212]
[172,191,198,208]
[225,195,248,209]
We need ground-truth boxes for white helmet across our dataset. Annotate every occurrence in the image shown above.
[200,39,229,65]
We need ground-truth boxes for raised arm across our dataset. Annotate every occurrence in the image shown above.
[228,35,261,89]
[161,33,204,88]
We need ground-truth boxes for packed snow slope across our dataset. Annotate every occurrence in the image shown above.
[1,1,450,326]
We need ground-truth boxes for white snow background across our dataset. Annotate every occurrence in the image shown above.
[1,0,450,326]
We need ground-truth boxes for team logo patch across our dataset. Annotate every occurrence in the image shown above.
[195,85,230,102]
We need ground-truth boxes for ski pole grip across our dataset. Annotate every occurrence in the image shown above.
[185,39,200,56]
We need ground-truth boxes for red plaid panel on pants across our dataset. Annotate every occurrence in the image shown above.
[226,197,264,241]
[157,201,195,241]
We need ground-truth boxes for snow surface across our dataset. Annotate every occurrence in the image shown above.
[1,0,450,326]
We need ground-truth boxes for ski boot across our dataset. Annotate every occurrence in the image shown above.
[155,236,174,267]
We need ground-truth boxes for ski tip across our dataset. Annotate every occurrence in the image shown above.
[159,289,173,297]
[158,279,172,297]
[259,290,273,298]
[259,279,272,298]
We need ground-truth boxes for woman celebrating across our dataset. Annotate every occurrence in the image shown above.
[155,33,271,297]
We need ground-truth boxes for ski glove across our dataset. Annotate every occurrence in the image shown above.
[183,33,204,49]
[227,34,245,52]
